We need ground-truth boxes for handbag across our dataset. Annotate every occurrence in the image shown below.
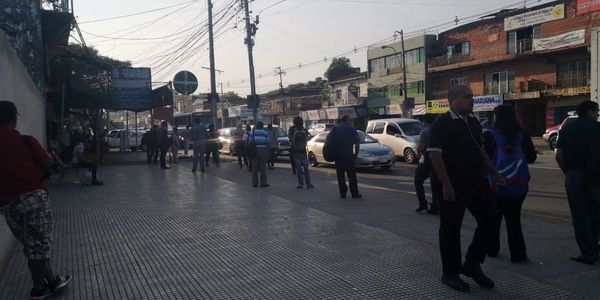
[323,131,337,162]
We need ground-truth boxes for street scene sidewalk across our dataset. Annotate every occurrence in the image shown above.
[1,153,598,299]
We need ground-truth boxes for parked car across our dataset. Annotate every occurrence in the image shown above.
[218,127,239,155]
[233,125,292,157]
[307,130,395,170]
[543,112,577,150]
[366,118,423,164]
[107,129,145,151]
[308,123,335,137]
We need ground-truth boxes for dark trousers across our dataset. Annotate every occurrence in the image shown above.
[438,178,496,275]
[73,162,99,182]
[335,158,358,196]
[205,145,220,166]
[147,146,158,162]
[490,195,527,260]
[565,170,600,258]
[159,145,169,167]
[414,161,431,207]
[290,152,296,173]
[251,147,269,186]
[269,148,277,167]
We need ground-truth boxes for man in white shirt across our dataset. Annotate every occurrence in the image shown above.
[71,138,103,185]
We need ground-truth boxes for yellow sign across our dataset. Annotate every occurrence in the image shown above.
[426,99,449,114]
[543,86,590,97]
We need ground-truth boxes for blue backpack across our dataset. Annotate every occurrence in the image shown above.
[488,129,530,198]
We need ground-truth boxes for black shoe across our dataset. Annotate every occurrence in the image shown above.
[441,274,470,292]
[260,184,270,188]
[307,184,315,189]
[200,169,206,173]
[296,185,304,189]
[511,255,528,263]
[415,205,428,213]
[48,275,72,294]
[461,263,494,289]
[253,185,258,188]
[92,180,104,186]
[161,166,170,169]
[487,249,499,258]
[427,209,439,215]
[351,194,362,199]
[570,255,598,265]
[192,169,196,173]
[340,194,347,199]
[29,285,53,300]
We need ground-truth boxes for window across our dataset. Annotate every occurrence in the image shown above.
[315,133,328,143]
[386,124,401,136]
[447,42,469,57]
[407,81,424,95]
[557,60,590,88]
[485,71,515,94]
[450,77,469,87]
[368,57,386,74]
[398,121,424,136]
[405,47,425,65]
[366,123,375,133]
[373,123,385,134]
[507,25,539,54]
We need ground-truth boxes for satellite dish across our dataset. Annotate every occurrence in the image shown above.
[173,71,198,95]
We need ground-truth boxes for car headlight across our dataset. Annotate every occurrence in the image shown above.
[358,150,374,158]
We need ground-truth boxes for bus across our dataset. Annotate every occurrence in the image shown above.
[173,111,212,127]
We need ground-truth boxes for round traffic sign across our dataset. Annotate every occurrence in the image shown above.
[173,71,198,95]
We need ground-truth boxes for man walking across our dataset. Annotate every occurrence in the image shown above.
[0,101,72,299]
[246,121,271,187]
[289,116,314,189]
[328,115,361,199]
[556,100,600,265]
[190,121,207,173]
[414,117,437,214]
[428,85,504,292]
[157,121,170,169]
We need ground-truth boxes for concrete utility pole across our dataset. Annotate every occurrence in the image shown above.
[242,0,259,121]
[207,0,218,126]
[275,66,286,127]
[399,30,408,117]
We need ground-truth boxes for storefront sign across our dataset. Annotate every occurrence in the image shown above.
[504,4,564,31]
[577,0,600,14]
[319,109,328,120]
[307,110,320,121]
[338,107,357,118]
[387,104,402,115]
[326,108,339,119]
[543,86,591,97]
[547,96,588,108]
[111,67,152,111]
[533,29,585,51]
[473,95,503,112]
[412,104,427,116]
[546,107,556,128]
[426,99,449,114]
[504,91,541,101]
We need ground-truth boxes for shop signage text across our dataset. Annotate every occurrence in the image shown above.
[473,95,503,112]
[533,29,585,51]
[504,4,564,31]
[577,0,600,14]
[426,99,449,114]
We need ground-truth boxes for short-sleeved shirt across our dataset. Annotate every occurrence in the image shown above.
[246,129,271,148]
[71,143,85,164]
[427,110,485,188]
[556,117,600,171]
[330,124,359,160]
[0,127,50,206]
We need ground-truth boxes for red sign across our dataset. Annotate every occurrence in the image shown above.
[577,0,600,14]
[546,107,556,128]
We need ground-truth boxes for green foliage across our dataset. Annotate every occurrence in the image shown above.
[324,57,358,82]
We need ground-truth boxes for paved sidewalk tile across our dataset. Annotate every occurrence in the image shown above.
[0,164,586,299]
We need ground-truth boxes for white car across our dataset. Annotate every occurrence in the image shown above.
[307,130,395,170]
[308,123,335,137]
[107,129,144,151]
[366,118,423,164]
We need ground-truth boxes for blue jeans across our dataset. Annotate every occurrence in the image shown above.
[293,152,311,186]
[565,170,600,258]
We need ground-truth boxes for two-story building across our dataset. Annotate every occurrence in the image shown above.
[322,72,368,129]
[427,0,599,135]
[367,35,437,118]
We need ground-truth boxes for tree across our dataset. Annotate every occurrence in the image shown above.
[324,57,358,82]
[221,91,245,105]
[67,43,131,94]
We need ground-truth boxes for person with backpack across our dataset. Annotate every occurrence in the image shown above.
[556,100,600,265]
[0,101,72,299]
[484,105,536,263]
[289,117,314,189]
[245,121,271,187]
[205,124,220,168]
[190,121,207,173]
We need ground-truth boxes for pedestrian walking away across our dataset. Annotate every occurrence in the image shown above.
[414,116,436,214]
[327,115,361,199]
[157,121,170,169]
[171,126,180,164]
[555,100,600,265]
[289,116,313,189]
[146,125,159,163]
[427,85,505,292]
[183,125,191,157]
[484,105,537,263]
[267,123,277,169]
[0,101,72,300]
[243,124,253,172]
[287,124,297,175]
[190,121,207,173]
[233,124,247,168]
[246,121,271,187]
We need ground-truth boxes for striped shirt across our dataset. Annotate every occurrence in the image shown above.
[246,129,271,148]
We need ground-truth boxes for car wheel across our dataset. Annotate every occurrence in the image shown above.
[404,148,417,164]
[549,135,557,150]
[308,152,319,167]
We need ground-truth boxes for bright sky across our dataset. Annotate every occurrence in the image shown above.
[74,0,545,96]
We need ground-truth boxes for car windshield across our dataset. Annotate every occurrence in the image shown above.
[358,131,377,144]
[398,121,424,136]
[273,127,287,137]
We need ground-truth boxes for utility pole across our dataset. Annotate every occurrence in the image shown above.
[400,30,408,117]
[275,66,286,127]
[207,0,218,126]
[242,0,259,121]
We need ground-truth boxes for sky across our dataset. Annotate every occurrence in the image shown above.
[74,0,547,96]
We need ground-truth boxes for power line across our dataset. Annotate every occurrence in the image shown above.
[327,0,489,7]
[78,0,197,24]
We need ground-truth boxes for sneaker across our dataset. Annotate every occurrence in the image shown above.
[29,286,53,300]
[461,263,494,289]
[307,184,315,189]
[441,274,470,292]
[296,185,304,189]
[415,205,428,213]
[48,275,72,294]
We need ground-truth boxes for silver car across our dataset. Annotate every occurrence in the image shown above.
[307,130,395,170]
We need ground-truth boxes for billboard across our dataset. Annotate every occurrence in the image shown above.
[473,95,503,112]
[426,99,449,114]
[533,29,586,51]
[111,67,152,111]
[578,0,600,14]
[504,4,564,31]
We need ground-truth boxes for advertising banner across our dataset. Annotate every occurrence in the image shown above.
[338,107,357,118]
[387,104,402,115]
[307,110,320,121]
[326,108,339,120]
[577,0,600,14]
[412,104,427,116]
[473,95,503,112]
[111,67,152,111]
[426,99,449,114]
[504,4,564,31]
[533,29,585,51]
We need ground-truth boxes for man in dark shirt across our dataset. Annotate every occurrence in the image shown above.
[428,85,504,292]
[556,100,600,265]
[328,115,361,198]
[157,121,170,169]
[414,116,436,214]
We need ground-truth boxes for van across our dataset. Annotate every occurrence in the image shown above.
[366,118,424,164]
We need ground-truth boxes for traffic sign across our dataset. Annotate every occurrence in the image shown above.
[173,71,198,95]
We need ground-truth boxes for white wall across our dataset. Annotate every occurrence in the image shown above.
[0,29,46,272]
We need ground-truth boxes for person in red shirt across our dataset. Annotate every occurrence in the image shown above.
[0,101,71,299]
